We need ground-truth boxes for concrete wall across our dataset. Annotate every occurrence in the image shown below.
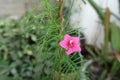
[0,0,39,19]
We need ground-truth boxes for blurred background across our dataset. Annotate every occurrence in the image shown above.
[0,0,39,19]
[0,0,120,80]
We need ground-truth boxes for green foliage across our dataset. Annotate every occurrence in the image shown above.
[110,23,120,53]
[87,0,120,79]
[0,0,89,80]
[109,23,120,78]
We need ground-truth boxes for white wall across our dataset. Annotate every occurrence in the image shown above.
[68,0,120,49]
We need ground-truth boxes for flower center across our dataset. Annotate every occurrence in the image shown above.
[68,40,73,48]
[70,40,73,44]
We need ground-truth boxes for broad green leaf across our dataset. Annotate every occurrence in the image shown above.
[110,23,120,53]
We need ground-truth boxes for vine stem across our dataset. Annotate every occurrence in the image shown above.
[58,0,63,80]
[58,0,63,34]
[102,8,110,61]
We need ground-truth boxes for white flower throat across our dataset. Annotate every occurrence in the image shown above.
[69,40,73,47]
[70,40,73,44]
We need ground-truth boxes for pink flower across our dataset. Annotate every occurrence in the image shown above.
[59,34,81,55]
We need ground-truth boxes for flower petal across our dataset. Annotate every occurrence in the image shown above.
[73,45,81,52]
[59,40,68,50]
[72,37,79,45]
[59,34,71,50]
[64,34,72,43]
[72,37,81,52]
[66,48,74,55]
